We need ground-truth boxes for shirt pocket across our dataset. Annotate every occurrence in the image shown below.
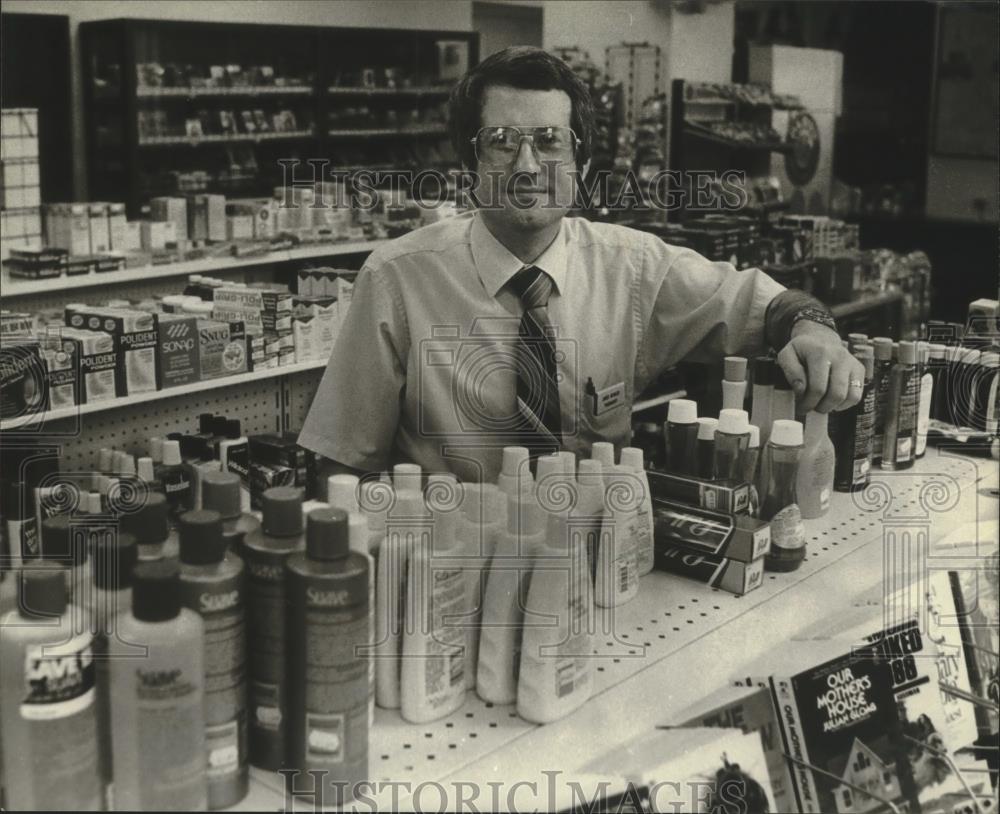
[578,372,632,447]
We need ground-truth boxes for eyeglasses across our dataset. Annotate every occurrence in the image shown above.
[471,125,581,164]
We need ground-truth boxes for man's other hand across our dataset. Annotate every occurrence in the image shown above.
[776,321,866,413]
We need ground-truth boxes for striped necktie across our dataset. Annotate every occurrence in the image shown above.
[508,265,562,456]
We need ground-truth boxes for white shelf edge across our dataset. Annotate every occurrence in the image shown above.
[1,239,387,297]
[0,359,326,431]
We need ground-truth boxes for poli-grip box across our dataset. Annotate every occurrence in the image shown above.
[652,498,771,563]
[653,546,765,596]
[647,469,750,514]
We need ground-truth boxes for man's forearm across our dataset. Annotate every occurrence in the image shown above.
[764,289,837,350]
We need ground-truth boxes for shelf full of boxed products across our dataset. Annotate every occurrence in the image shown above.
[0,315,997,811]
[0,265,363,431]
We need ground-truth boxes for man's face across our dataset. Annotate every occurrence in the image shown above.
[475,85,578,235]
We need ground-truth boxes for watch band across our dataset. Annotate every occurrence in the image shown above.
[790,306,838,334]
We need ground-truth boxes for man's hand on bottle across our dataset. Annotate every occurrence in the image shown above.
[778,320,867,413]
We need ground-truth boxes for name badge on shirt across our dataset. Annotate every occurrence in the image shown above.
[586,377,626,417]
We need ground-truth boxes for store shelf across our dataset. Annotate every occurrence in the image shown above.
[138,130,315,147]
[137,85,313,98]
[683,124,792,154]
[1,239,388,297]
[327,86,450,96]
[239,450,992,810]
[326,125,447,137]
[0,359,327,432]
[829,289,903,319]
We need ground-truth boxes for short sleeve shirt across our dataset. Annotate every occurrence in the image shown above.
[298,211,785,482]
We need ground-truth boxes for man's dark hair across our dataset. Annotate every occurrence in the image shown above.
[448,46,594,171]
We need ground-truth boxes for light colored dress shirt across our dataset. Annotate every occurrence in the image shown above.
[298,211,785,482]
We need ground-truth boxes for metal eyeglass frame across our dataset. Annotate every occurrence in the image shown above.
[470,125,582,164]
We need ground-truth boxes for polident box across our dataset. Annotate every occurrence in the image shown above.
[154,313,201,388]
[65,306,158,396]
[197,319,248,379]
[58,328,117,403]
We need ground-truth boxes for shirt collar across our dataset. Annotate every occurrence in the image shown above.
[470,213,567,299]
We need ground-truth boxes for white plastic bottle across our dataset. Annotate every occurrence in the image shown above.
[327,473,360,514]
[497,446,531,499]
[375,489,426,709]
[517,511,594,724]
[401,502,467,723]
[346,512,376,727]
[477,492,545,705]
[0,565,103,811]
[392,462,422,494]
[590,441,615,472]
[594,465,639,608]
[457,483,505,690]
[573,459,606,587]
[618,447,654,576]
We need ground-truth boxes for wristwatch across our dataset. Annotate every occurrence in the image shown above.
[790,306,838,334]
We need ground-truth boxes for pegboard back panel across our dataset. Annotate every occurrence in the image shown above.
[286,366,325,433]
[18,376,282,472]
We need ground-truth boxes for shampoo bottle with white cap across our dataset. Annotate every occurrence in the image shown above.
[589,441,615,473]
[477,492,545,704]
[328,473,360,514]
[375,489,425,709]
[695,417,719,480]
[618,448,654,576]
[497,446,531,499]
[216,420,250,511]
[201,471,260,551]
[177,510,248,810]
[110,560,207,811]
[0,564,103,811]
[663,398,698,476]
[760,420,806,572]
[401,499,467,723]
[714,409,751,482]
[517,511,594,723]
[286,509,369,806]
[595,465,640,608]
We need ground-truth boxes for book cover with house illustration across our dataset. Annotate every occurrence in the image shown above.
[767,648,901,813]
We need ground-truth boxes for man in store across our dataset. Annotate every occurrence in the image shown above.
[299,46,864,483]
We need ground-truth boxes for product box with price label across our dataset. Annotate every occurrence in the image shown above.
[647,469,750,514]
[653,545,765,596]
[652,498,770,563]
[65,305,159,396]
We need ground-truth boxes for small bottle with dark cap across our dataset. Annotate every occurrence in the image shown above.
[178,509,248,809]
[241,486,306,771]
[91,531,138,808]
[286,508,370,806]
[119,491,179,562]
[110,560,207,811]
[0,564,103,811]
[201,470,260,551]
